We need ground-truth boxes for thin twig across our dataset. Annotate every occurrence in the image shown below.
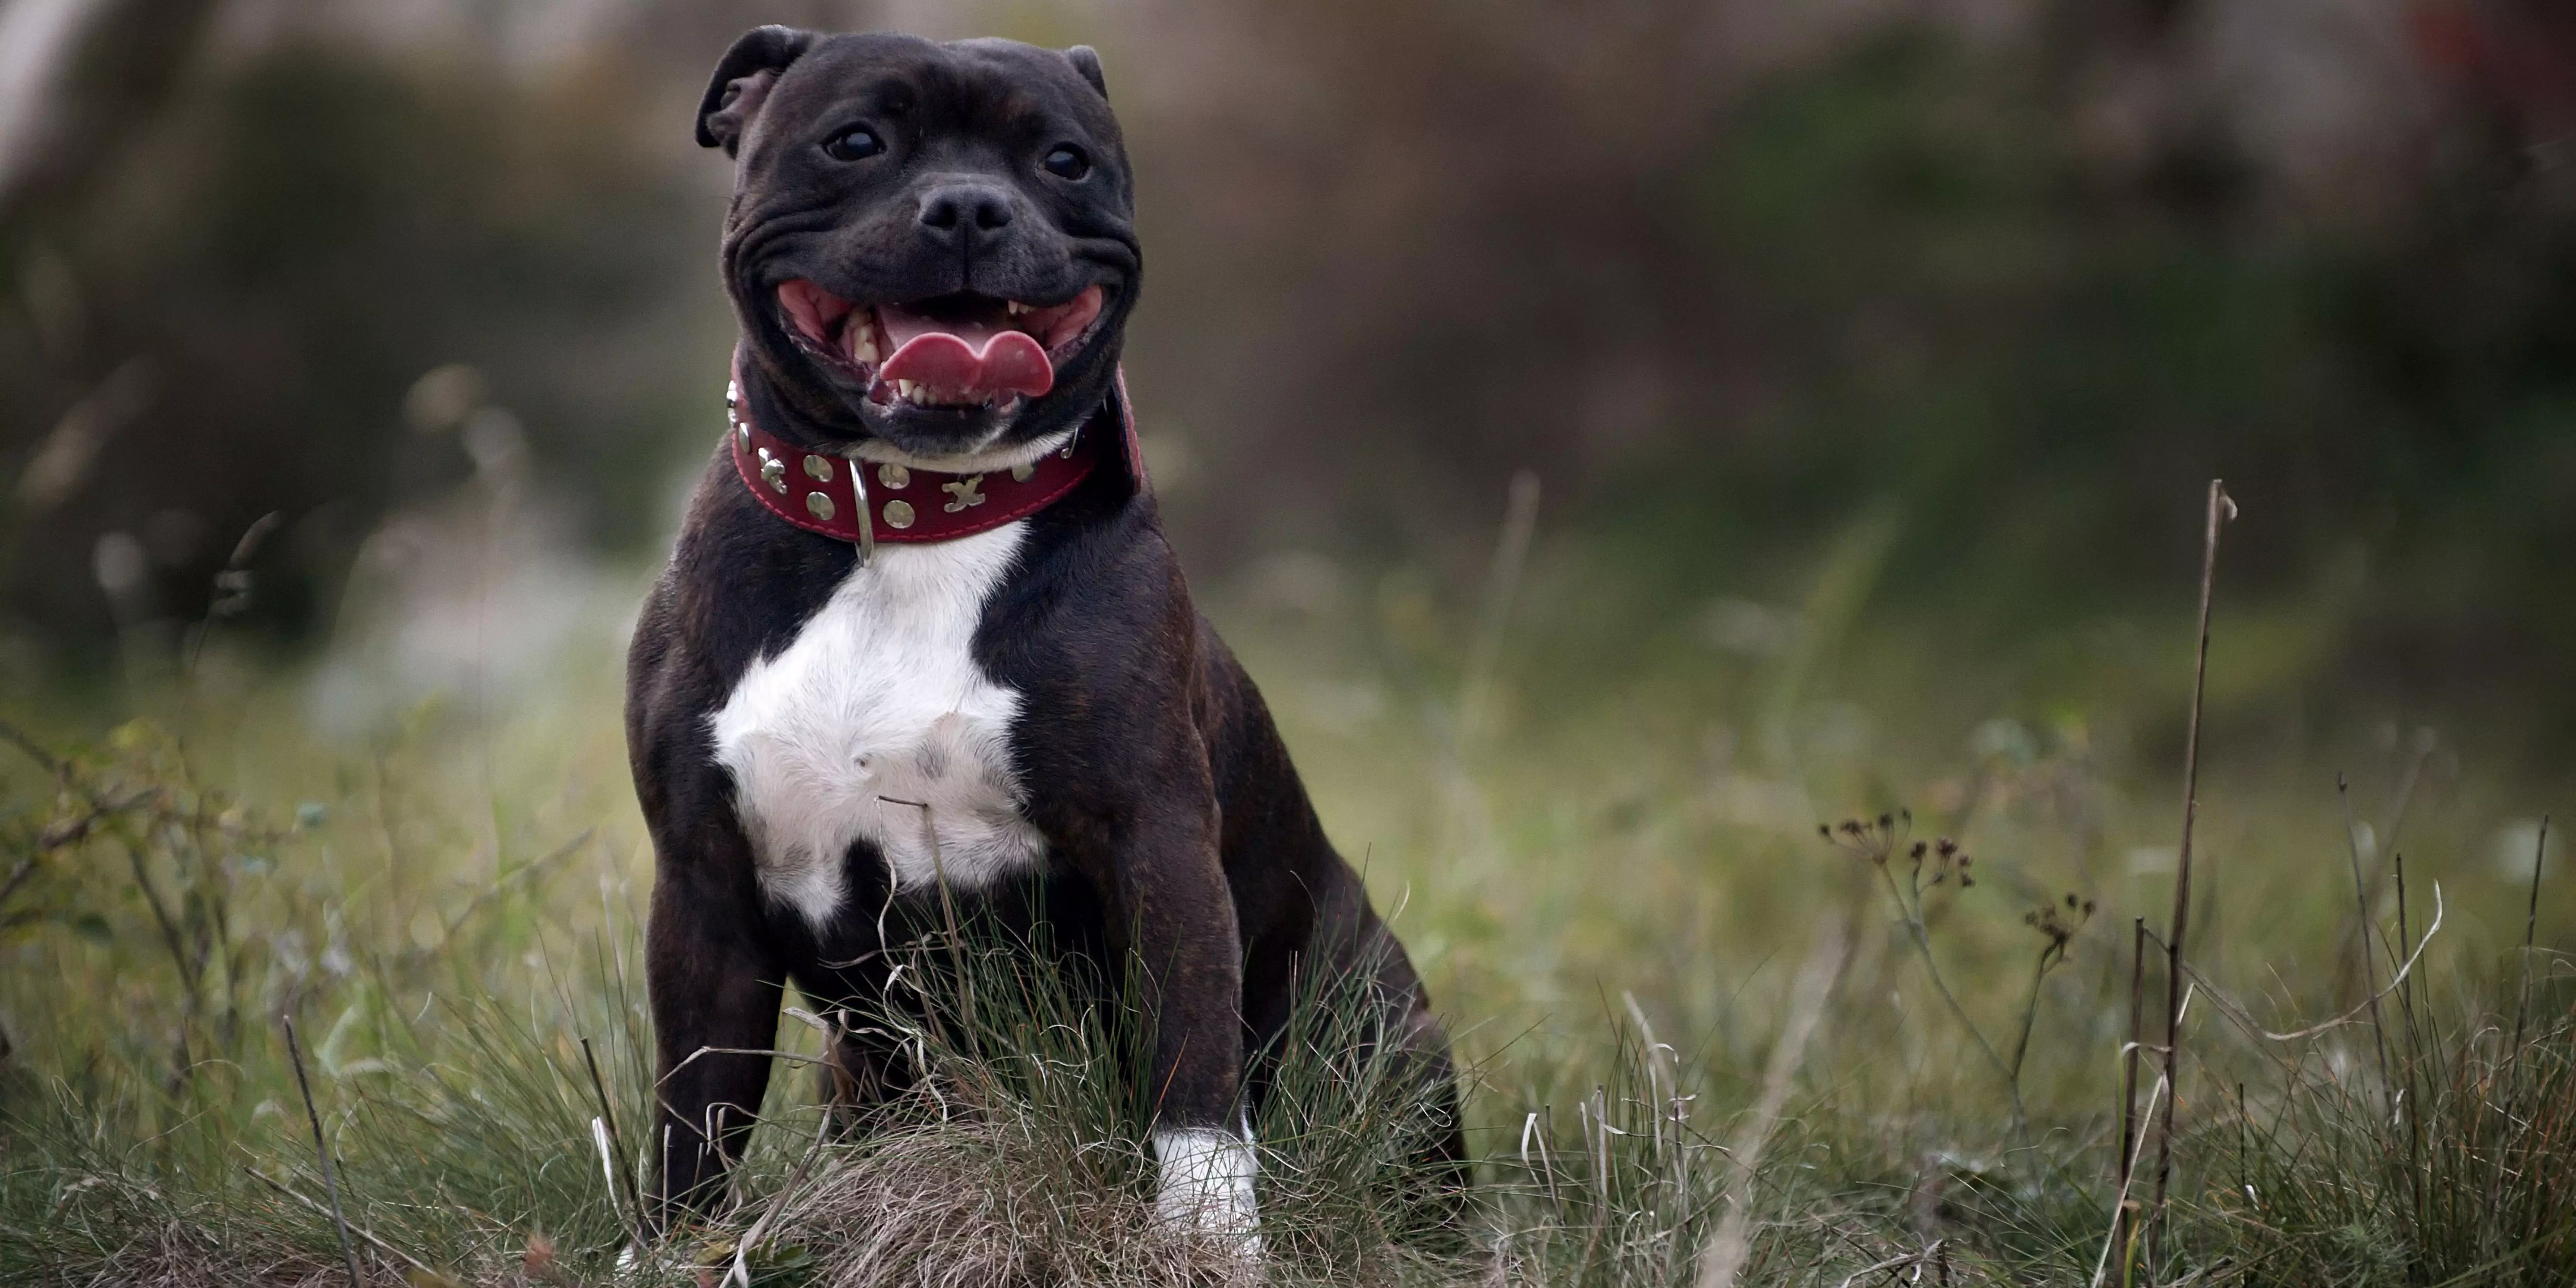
[1835,1242,1942,1288]
[0,718,65,774]
[2150,479,2233,1268]
[2337,776,2393,1101]
[0,855,37,910]
[2115,917,2145,1271]
[282,1015,366,1288]
[242,1167,435,1276]
[0,764,155,917]
[1835,1249,1921,1288]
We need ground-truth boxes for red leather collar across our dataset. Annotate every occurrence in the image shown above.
[726,356,1144,558]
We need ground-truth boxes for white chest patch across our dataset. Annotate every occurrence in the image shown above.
[710,523,1045,928]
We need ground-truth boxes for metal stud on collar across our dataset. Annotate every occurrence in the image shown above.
[725,377,874,566]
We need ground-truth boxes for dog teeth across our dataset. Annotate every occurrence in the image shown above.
[848,317,879,365]
[1006,301,1029,317]
[893,380,1000,410]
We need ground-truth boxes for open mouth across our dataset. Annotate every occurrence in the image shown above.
[774,280,1108,413]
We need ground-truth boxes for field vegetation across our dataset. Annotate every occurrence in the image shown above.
[0,478,2567,1286]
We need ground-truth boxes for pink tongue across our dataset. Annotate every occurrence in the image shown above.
[877,308,1054,399]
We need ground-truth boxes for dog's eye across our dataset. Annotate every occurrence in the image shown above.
[1042,145,1090,180]
[822,126,884,162]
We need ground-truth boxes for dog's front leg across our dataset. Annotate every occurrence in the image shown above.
[644,835,783,1226]
[1107,793,1260,1247]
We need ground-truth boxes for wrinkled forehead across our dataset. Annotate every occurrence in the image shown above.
[773,34,1123,148]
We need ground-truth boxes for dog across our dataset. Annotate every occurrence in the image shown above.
[624,27,1462,1247]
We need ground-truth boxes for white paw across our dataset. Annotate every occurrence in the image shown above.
[1152,1126,1262,1257]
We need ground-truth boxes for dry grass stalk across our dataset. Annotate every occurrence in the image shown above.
[722,1096,838,1288]
[2092,1072,2168,1288]
[1458,468,1541,751]
[2393,849,2428,1236]
[2148,479,2233,1266]
[759,1116,1239,1288]
[884,794,980,1061]
[580,1034,646,1248]
[1692,914,1847,1288]
[2114,915,2145,1277]
[244,1166,443,1281]
[2329,731,2438,1006]
[2338,775,2395,1101]
[2512,815,2550,1058]
[282,1013,367,1288]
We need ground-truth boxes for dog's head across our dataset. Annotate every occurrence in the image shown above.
[698,29,1137,463]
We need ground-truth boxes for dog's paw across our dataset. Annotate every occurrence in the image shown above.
[1152,1126,1262,1258]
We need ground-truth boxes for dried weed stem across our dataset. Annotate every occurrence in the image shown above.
[2148,479,2233,1265]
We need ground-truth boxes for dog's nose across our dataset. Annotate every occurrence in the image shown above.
[917,184,1016,248]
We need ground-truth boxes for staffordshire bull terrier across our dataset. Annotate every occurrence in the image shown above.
[625,27,1462,1247]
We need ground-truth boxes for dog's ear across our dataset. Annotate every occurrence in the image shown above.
[1064,45,1108,100]
[697,26,819,155]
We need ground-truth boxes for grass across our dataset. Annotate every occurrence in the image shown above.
[0,492,2571,1285]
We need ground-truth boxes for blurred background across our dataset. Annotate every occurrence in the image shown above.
[6,0,2576,750]
[1,0,2573,983]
